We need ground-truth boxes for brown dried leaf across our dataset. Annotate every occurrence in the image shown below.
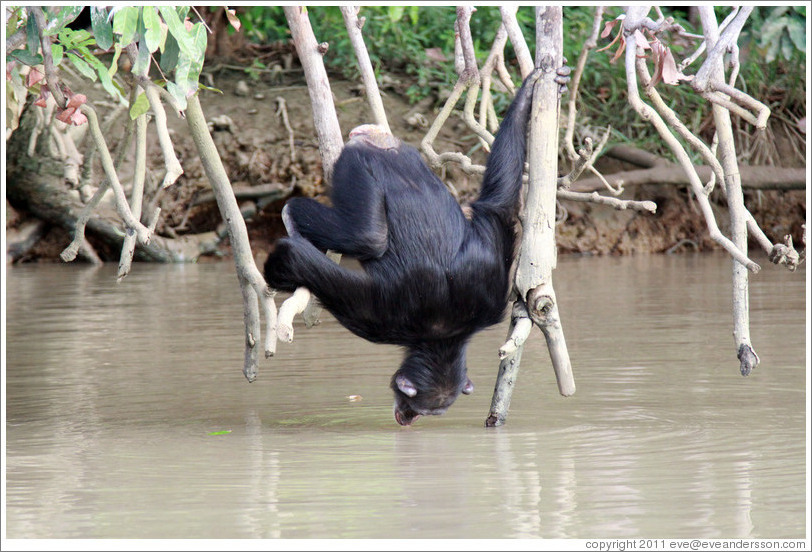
[33,87,51,107]
[601,18,620,39]
[225,8,241,32]
[609,37,626,64]
[55,106,88,126]
[598,21,624,53]
[660,48,681,85]
[26,67,44,87]
[65,93,87,110]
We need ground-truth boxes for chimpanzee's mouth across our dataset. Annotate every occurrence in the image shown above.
[394,409,420,426]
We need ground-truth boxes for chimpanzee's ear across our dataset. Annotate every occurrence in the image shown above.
[395,375,418,397]
[462,377,474,395]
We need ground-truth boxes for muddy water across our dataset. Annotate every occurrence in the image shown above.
[4,254,807,539]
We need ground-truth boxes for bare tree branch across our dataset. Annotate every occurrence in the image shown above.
[185,93,277,380]
[697,6,759,376]
[621,12,759,273]
[499,6,534,78]
[79,103,153,246]
[284,6,344,181]
[28,6,65,108]
[116,113,147,282]
[558,189,657,213]
[62,93,138,262]
[571,164,806,192]
[478,24,510,144]
[340,6,391,133]
[563,6,605,160]
[277,6,347,339]
[489,7,574,428]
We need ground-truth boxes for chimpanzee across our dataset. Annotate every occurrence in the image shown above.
[264,67,564,425]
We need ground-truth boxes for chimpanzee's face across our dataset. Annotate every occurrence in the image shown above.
[391,372,474,426]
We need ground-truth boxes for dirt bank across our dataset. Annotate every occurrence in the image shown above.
[6,68,806,264]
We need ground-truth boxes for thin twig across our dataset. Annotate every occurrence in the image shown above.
[622,13,759,272]
[557,190,657,213]
[79,103,153,245]
[116,113,148,282]
[564,6,604,160]
[340,6,391,133]
[275,96,296,158]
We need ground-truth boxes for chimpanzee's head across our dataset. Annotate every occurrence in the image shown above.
[390,346,474,426]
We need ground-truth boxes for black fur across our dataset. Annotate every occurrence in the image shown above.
[265,70,541,425]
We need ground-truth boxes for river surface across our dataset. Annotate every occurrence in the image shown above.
[4,253,808,539]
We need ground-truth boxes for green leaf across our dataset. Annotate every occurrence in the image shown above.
[57,28,73,49]
[190,21,207,62]
[113,6,139,46]
[759,17,788,47]
[66,52,97,81]
[129,92,150,119]
[42,6,84,36]
[158,6,201,59]
[7,48,42,66]
[108,43,123,78]
[388,6,405,23]
[165,81,188,110]
[84,51,124,101]
[26,13,39,56]
[6,10,20,38]
[58,28,94,49]
[198,83,223,94]
[158,18,169,52]
[160,32,180,73]
[50,43,63,66]
[764,37,779,63]
[409,6,420,26]
[207,430,232,436]
[142,7,163,53]
[780,34,794,61]
[133,34,152,75]
[785,18,806,52]
[90,6,114,50]
[174,52,192,90]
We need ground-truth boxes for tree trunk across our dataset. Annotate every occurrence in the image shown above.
[6,106,216,262]
[487,6,575,427]
[698,7,759,375]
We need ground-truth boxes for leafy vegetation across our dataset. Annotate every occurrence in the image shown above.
[237,6,805,159]
[6,5,805,161]
[6,5,207,115]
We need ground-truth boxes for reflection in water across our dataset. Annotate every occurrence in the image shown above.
[4,254,807,538]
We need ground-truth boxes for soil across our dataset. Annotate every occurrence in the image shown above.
[5,66,807,264]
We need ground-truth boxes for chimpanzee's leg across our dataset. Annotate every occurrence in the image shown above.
[283,145,389,260]
[283,196,387,261]
[264,235,382,341]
